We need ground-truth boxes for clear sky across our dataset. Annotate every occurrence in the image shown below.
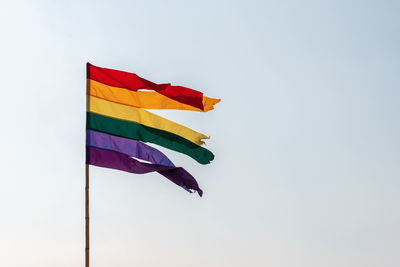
[0,0,399,266]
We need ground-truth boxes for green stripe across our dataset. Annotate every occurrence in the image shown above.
[86,112,214,164]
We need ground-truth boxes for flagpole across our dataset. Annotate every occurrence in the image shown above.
[85,63,90,267]
[85,163,90,267]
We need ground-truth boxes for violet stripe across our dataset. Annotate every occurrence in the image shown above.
[86,129,175,167]
[86,146,203,196]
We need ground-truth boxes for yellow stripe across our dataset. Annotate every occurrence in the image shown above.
[88,96,209,146]
[89,79,220,112]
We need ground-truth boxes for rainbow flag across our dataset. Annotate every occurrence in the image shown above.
[85,63,220,196]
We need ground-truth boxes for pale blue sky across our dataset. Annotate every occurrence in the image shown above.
[0,0,399,266]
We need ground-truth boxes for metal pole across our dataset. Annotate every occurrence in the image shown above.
[85,164,90,267]
[85,63,90,267]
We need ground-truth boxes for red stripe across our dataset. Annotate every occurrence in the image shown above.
[87,63,204,110]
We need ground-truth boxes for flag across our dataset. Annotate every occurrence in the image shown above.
[85,63,219,196]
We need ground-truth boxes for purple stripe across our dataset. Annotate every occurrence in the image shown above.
[86,130,175,167]
[86,146,203,196]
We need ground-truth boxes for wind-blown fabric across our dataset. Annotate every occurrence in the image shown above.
[87,130,174,167]
[89,79,220,112]
[88,63,206,110]
[87,112,214,164]
[87,146,203,196]
[88,95,209,145]
[86,63,219,196]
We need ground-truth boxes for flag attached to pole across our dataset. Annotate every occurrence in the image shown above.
[85,63,220,196]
